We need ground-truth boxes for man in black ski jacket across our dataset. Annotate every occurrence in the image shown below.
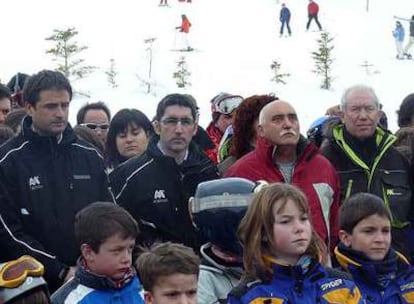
[110,94,219,250]
[321,84,414,260]
[0,70,111,292]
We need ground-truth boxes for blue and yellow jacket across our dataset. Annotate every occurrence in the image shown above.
[228,255,363,304]
[335,243,414,303]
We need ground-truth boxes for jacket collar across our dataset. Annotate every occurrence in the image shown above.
[76,258,135,290]
[335,242,409,274]
[255,135,318,165]
[20,115,77,148]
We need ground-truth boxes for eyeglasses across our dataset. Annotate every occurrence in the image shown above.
[214,95,243,115]
[0,255,44,288]
[81,123,110,130]
[161,117,195,127]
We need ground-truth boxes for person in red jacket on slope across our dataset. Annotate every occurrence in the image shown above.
[176,14,192,50]
[306,0,322,31]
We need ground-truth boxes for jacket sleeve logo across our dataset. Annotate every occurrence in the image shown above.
[153,189,168,203]
[29,176,43,191]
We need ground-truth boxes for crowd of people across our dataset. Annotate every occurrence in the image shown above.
[1,69,414,303]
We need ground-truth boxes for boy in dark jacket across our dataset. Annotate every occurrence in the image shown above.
[335,193,414,303]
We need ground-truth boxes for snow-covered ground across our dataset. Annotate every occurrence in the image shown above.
[1,0,414,132]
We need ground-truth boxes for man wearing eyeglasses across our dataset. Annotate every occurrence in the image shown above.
[0,84,11,125]
[0,70,111,292]
[206,93,243,163]
[110,93,219,250]
[321,84,414,260]
[76,101,111,143]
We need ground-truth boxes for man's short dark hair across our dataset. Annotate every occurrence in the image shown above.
[135,242,200,292]
[23,70,72,106]
[155,94,196,121]
[74,202,139,252]
[76,101,111,125]
[0,83,12,101]
[339,193,391,234]
[397,93,414,128]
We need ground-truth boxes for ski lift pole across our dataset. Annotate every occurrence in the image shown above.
[173,27,178,49]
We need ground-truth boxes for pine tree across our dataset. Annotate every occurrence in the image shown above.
[45,27,96,81]
[312,31,334,90]
[173,56,191,88]
[105,58,118,88]
[270,60,290,85]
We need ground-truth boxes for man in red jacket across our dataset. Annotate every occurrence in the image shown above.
[225,100,339,254]
[306,0,322,31]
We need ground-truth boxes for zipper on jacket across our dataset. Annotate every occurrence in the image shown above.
[345,179,353,200]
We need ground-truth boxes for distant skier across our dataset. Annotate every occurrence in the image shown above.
[306,0,322,31]
[159,0,168,6]
[279,3,291,37]
[176,14,192,51]
[393,21,405,59]
[404,15,414,58]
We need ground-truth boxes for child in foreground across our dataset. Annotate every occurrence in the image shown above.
[135,242,200,304]
[51,202,144,304]
[190,177,259,303]
[228,182,362,303]
[335,192,414,303]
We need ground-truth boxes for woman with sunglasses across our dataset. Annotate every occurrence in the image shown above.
[105,109,154,170]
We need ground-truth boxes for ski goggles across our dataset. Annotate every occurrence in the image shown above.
[0,255,44,288]
[212,95,243,115]
[80,123,110,130]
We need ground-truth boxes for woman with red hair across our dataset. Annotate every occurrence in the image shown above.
[218,94,278,174]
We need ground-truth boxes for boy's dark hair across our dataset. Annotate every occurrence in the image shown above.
[135,242,200,292]
[0,83,12,100]
[74,202,139,252]
[23,70,72,106]
[76,101,111,125]
[339,193,391,233]
[7,287,50,304]
[155,94,196,121]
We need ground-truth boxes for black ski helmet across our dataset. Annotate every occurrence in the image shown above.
[190,177,261,256]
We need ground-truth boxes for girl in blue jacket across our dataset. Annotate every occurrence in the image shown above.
[228,183,363,304]
[335,192,414,303]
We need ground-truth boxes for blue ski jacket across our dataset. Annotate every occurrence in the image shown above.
[51,259,144,304]
[393,25,405,42]
[228,256,363,304]
[335,243,414,304]
[280,7,291,22]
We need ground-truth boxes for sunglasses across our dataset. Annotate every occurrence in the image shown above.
[81,123,110,130]
[0,255,44,288]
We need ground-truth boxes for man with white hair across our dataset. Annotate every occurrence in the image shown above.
[225,100,340,253]
[321,84,414,259]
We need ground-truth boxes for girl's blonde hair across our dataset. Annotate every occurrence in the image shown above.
[238,183,327,282]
